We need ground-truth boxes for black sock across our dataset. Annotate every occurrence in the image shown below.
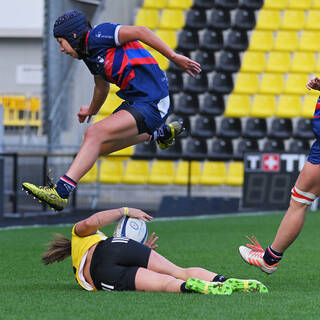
[212,274,227,282]
[263,246,283,265]
[180,282,193,293]
[55,175,77,199]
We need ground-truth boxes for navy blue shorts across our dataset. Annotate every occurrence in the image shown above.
[113,96,171,134]
[307,139,320,164]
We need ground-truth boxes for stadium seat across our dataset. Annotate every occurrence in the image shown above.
[190,115,216,138]
[134,141,157,159]
[288,139,310,153]
[305,10,320,30]
[301,95,317,118]
[155,30,177,50]
[218,117,242,139]
[182,137,208,160]
[173,92,198,115]
[299,31,320,51]
[240,51,266,73]
[157,139,183,159]
[225,162,244,186]
[259,73,284,95]
[79,163,98,184]
[149,49,169,71]
[185,9,207,30]
[100,160,124,184]
[287,0,312,10]
[177,29,199,51]
[183,72,208,93]
[207,9,231,30]
[239,0,263,10]
[291,52,315,73]
[166,70,183,93]
[231,9,256,30]
[269,118,293,139]
[199,161,227,185]
[284,73,309,95]
[193,0,214,9]
[250,94,276,118]
[315,53,320,73]
[167,0,193,10]
[122,160,149,184]
[234,138,259,159]
[143,0,167,9]
[276,95,301,118]
[224,94,251,118]
[263,0,287,9]
[100,93,123,116]
[312,0,320,9]
[159,9,185,30]
[198,29,223,51]
[190,50,215,72]
[198,93,225,116]
[281,10,306,31]
[233,73,259,95]
[273,31,299,52]
[224,30,249,51]
[216,51,241,73]
[266,52,291,73]
[207,138,234,160]
[243,118,267,139]
[148,161,175,184]
[109,146,134,160]
[135,9,159,30]
[28,97,41,128]
[256,10,281,31]
[174,161,201,185]
[262,138,285,152]
[215,0,238,9]
[293,118,314,139]
[248,30,274,51]
[208,71,234,94]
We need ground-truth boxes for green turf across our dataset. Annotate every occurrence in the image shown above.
[1,211,320,320]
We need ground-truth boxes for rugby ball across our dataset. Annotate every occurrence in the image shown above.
[113,216,148,244]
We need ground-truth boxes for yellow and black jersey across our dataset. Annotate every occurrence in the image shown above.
[71,224,107,290]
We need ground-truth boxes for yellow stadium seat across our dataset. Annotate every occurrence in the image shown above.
[284,73,310,95]
[167,0,193,10]
[100,159,124,184]
[159,9,185,30]
[291,52,316,73]
[28,97,41,127]
[100,93,124,116]
[199,161,227,185]
[263,0,288,9]
[256,10,281,31]
[305,10,320,30]
[149,49,169,70]
[281,10,306,31]
[109,146,134,160]
[299,31,320,51]
[276,95,301,118]
[143,0,167,9]
[79,163,98,184]
[301,95,317,118]
[240,51,266,73]
[225,162,244,186]
[315,54,320,73]
[148,161,175,184]
[225,94,251,118]
[251,94,276,118]
[259,73,284,95]
[249,31,274,51]
[266,52,291,73]
[312,0,320,9]
[122,160,149,184]
[233,73,259,95]
[155,30,177,49]
[287,0,312,10]
[273,31,299,51]
[135,9,160,30]
[174,161,201,185]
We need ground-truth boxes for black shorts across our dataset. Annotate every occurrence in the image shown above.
[90,237,151,291]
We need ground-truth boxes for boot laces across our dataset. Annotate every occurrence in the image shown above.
[245,235,265,253]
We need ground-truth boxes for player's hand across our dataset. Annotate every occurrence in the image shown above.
[171,53,202,78]
[78,106,93,123]
[127,208,153,222]
[145,232,159,250]
[306,76,320,91]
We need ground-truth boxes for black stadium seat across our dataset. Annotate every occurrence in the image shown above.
[183,72,208,93]
[207,9,231,30]
[288,139,310,153]
[198,93,225,116]
[224,29,249,51]
[231,9,256,30]
[177,29,199,51]
[199,29,224,51]
[262,138,285,152]
[193,0,215,9]
[157,139,182,159]
[208,71,234,94]
[215,0,238,10]
[216,50,241,73]
[239,0,263,10]
[172,92,198,115]
[207,138,234,160]
[133,141,157,159]
[269,118,293,140]
[190,115,216,138]
[243,118,267,139]
[185,9,207,30]
[293,118,315,140]
[166,70,183,93]
[234,138,259,159]
[191,50,215,72]
[218,117,242,139]
[183,137,208,160]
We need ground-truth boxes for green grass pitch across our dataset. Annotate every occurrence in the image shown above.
[1,211,320,320]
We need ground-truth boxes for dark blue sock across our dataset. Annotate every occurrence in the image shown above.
[150,124,169,141]
[55,175,77,199]
[263,246,283,265]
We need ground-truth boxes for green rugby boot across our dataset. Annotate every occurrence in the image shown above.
[22,182,68,211]
[185,278,232,295]
[157,121,185,150]
[225,278,268,293]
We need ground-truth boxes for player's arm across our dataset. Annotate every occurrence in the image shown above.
[77,76,110,123]
[75,207,153,237]
[118,26,201,77]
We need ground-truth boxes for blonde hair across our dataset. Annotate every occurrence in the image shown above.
[42,233,71,265]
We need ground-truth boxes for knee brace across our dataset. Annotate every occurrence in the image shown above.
[291,186,317,205]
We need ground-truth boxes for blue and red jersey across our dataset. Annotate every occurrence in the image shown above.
[312,96,320,139]
[83,23,169,103]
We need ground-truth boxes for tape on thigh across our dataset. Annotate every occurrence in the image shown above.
[291,186,317,205]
